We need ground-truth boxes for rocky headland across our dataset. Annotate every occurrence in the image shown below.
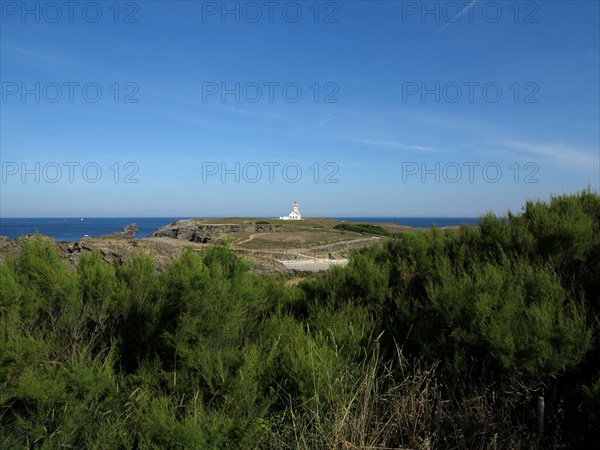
[0,218,402,274]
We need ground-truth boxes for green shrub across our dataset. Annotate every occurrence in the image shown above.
[333,222,390,236]
[2,189,600,447]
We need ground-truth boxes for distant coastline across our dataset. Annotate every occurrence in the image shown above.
[0,217,481,241]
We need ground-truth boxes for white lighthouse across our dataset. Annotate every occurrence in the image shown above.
[279,200,302,220]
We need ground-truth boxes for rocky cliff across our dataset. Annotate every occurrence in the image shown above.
[150,219,278,243]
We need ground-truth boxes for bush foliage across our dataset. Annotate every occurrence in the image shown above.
[2,188,600,448]
[333,222,391,236]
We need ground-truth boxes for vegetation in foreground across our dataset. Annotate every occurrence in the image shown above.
[1,188,600,449]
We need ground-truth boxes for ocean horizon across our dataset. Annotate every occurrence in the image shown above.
[0,217,481,241]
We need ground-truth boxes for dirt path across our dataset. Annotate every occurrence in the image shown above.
[277,258,349,272]
[236,234,257,245]
[235,235,380,254]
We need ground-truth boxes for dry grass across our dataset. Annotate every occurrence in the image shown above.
[272,345,540,450]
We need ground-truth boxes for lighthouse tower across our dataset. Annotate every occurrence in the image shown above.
[279,200,302,220]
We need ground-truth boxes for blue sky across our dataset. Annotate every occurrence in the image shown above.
[1,0,598,217]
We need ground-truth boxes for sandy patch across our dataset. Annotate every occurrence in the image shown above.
[276,258,349,272]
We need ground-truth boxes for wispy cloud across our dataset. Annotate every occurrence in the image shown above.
[138,104,220,129]
[497,140,599,167]
[142,85,291,122]
[356,139,445,153]
[2,44,80,68]
[436,0,478,34]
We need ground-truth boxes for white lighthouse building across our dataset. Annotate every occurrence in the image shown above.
[279,200,302,220]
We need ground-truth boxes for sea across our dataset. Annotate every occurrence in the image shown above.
[0,217,481,241]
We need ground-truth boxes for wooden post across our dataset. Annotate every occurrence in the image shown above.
[537,395,544,438]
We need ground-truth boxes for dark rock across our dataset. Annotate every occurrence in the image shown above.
[150,220,279,243]
[104,223,138,239]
